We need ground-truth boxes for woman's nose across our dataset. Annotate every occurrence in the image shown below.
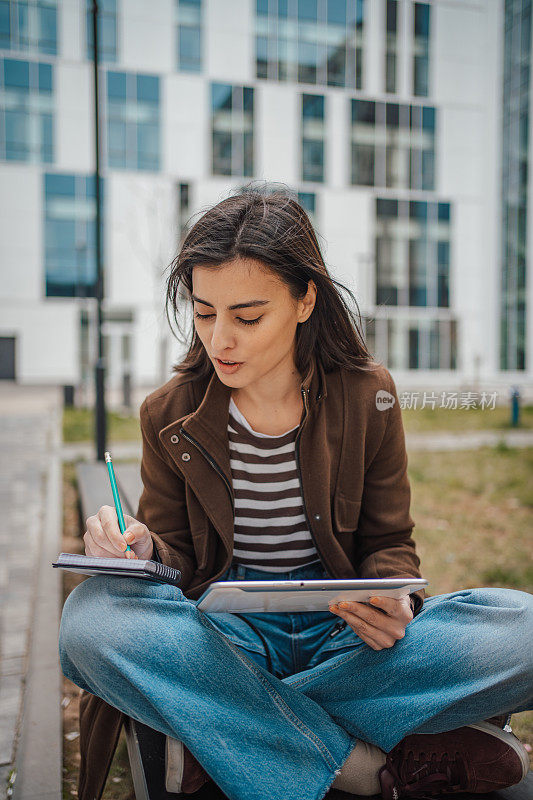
[211,318,236,352]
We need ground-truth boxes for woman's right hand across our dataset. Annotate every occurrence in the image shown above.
[84,506,153,561]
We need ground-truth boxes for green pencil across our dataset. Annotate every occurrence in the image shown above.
[104,451,132,553]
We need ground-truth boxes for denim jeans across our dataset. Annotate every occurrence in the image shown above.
[59,560,533,800]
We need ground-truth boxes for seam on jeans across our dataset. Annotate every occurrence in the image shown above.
[288,648,362,690]
[198,614,340,771]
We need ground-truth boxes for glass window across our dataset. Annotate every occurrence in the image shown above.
[86,0,117,62]
[4,57,29,88]
[413,3,430,97]
[302,93,325,183]
[179,25,201,71]
[1,57,54,162]
[376,197,451,312]
[44,172,102,298]
[211,83,254,177]
[1,0,57,54]
[106,71,160,171]
[256,0,364,89]
[177,0,202,72]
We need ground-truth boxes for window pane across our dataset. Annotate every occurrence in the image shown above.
[352,98,375,123]
[5,110,29,159]
[298,0,317,21]
[38,62,52,93]
[212,82,232,111]
[0,1,10,49]
[38,4,57,54]
[137,74,159,103]
[302,93,324,118]
[179,25,201,70]
[107,71,127,99]
[352,143,374,185]
[327,0,346,25]
[4,59,30,89]
[302,138,324,181]
[212,130,232,175]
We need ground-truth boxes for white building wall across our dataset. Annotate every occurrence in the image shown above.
[1,0,531,392]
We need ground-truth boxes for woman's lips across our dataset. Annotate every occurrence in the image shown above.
[214,358,244,374]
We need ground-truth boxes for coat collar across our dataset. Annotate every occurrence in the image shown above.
[161,353,327,447]
[158,353,328,493]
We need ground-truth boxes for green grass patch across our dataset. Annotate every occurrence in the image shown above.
[63,407,141,443]
[401,403,533,433]
[408,446,533,596]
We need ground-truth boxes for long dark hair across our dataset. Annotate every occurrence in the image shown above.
[166,187,378,380]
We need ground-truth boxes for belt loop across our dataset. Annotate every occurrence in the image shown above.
[236,563,246,581]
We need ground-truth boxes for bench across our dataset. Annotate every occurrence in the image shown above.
[74,461,533,800]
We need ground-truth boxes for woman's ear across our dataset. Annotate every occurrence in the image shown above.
[298,279,317,323]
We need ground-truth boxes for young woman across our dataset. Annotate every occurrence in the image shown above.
[59,192,532,800]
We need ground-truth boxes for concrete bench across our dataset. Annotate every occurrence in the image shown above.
[74,461,533,800]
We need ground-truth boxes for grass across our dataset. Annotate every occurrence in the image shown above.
[61,446,533,797]
[62,403,533,443]
[401,402,533,433]
[63,408,141,443]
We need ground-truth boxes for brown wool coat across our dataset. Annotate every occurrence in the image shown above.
[76,356,425,800]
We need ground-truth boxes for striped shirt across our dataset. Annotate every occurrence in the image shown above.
[228,396,320,573]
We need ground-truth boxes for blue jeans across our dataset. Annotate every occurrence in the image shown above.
[59,561,533,800]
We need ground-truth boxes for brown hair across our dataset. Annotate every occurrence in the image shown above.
[166,187,378,380]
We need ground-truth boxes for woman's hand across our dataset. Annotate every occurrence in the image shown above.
[329,595,413,651]
[84,506,154,561]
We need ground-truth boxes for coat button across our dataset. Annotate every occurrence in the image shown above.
[181,452,191,461]
[170,435,179,444]
[314,513,321,521]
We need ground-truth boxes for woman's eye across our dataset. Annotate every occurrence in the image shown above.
[194,312,262,326]
[238,317,262,326]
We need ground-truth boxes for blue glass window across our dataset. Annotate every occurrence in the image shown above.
[0,57,53,162]
[302,93,325,182]
[352,99,435,190]
[86,0,117,63]
[176,0,202,72]
[256,0,364,90]
[413,2,430,96]
[0,0,57,54]
[376,197,451,310]
[211,82,254,177]
[106,70,160,171]
[44,173,103,298]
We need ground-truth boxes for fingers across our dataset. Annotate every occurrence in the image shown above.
[123,521,153,560]
[330,600,406,651]
[84,506,129,558]
[369,594,413,622]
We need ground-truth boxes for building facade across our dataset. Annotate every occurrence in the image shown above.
[0,0,530,398]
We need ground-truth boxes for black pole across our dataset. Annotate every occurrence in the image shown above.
[92,0,106,461]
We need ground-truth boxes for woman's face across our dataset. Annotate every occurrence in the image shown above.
[191,257,315,390]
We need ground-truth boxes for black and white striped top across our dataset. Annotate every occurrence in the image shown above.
[228,396,320,573]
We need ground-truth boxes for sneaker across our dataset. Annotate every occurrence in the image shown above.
[165,736,212,794]
[379,720,529,798]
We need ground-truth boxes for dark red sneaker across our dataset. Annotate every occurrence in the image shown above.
[379,721,529,798]
[165,736,212,794]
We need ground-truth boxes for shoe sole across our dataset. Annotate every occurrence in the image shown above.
[165,736,184,793]
[467,721,530,781]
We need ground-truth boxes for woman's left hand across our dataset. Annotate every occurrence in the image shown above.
[329,595,413,651]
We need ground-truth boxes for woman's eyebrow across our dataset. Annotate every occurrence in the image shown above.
[191,295,270,310]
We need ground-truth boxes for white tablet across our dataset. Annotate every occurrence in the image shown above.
[196,578,427,613]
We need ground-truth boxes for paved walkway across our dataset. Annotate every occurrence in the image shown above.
[0,384,62,800]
